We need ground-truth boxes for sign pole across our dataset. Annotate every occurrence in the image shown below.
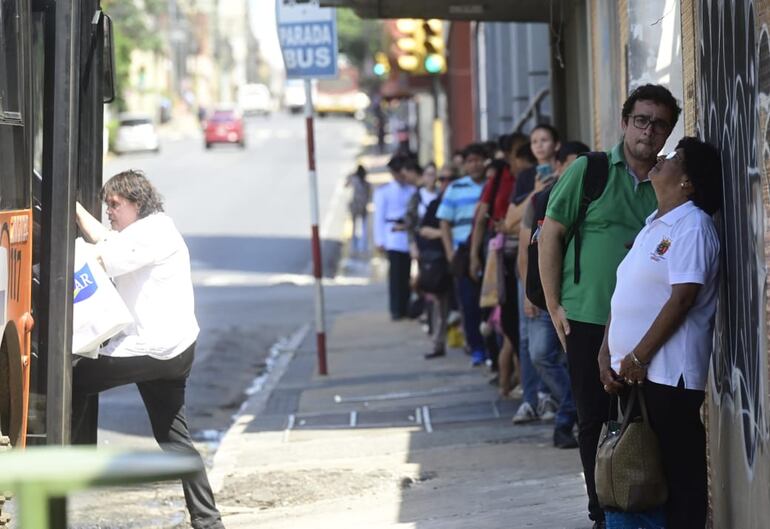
[304,79,328,375]
[276,0,336,376]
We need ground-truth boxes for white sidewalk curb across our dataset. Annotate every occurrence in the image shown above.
[209,323,310,493]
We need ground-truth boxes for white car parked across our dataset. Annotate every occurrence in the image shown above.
[113,113,160,154]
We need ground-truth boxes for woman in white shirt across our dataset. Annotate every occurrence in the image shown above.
[597,137,722,528]
[73,170,225,529]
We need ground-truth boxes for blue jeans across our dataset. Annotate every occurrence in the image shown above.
[456,274,485,353]
[351,213,368,253]
[517,280,545,409]
[528,312,577,431]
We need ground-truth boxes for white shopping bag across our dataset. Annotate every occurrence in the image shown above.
[72,238,134,357]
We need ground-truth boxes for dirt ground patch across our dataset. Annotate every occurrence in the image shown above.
[217,468,399,510]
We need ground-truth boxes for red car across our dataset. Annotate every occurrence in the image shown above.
[204,109,245,149]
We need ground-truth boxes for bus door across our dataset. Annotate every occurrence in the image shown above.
[0,0,36,449]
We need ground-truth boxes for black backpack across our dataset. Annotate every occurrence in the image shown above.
[525,152,609,310]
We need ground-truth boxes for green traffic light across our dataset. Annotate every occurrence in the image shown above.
[424,54,445,74]
[374,63,387,76]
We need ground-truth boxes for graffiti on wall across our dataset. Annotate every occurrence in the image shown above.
[699,0,768,470]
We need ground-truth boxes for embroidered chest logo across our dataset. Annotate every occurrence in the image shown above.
[650,237,671,262]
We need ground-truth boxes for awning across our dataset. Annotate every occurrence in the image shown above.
[319,0,568,22]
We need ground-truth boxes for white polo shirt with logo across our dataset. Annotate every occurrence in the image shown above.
[608,201,720,391]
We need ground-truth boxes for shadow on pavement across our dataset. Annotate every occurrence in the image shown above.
[185,235,342,277]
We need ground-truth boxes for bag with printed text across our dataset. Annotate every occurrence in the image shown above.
[72,238,134,358]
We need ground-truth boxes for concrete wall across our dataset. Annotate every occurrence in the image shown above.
[691,0,770,526]
[475,22,552,140]
[589,0,624,150]
[627,0,685,153]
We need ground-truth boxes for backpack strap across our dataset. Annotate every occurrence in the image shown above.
[572,152,609,284]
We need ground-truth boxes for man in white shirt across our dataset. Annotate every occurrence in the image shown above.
[74,170,225,529]
[374,155,417,320]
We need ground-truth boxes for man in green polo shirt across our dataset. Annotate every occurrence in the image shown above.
[539,84,681,529]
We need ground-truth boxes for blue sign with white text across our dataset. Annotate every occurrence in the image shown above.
[276,0,338,79]
[74,263,98,303]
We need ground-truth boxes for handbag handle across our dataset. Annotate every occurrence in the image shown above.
[618,385,651,435]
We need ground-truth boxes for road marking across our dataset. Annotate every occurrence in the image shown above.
[333,385,481,404]
[283,413,296,443]
[349,411,357,427]
[422,406,433,433]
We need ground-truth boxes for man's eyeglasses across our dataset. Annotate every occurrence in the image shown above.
[630,114,671,135]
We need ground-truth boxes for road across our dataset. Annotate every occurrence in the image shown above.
[94,112,365,446]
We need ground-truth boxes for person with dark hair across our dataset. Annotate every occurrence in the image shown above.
[538,84,680,529]
[437,143,488,366]
[451,149,465,174]
[502,124,562,425]
[516,140,590,449]
[346,164,372,255]
[375,154,417,320]
[600,137,721,528]
[72,169,226,529]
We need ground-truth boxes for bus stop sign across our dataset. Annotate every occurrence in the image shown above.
[276,0,339,79]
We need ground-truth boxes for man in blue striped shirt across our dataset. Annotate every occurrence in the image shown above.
[437,143,487,365]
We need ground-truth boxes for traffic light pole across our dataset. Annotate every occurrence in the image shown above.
[431,74,445,168]
[303,79,329,376]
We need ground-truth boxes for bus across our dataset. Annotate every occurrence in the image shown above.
[314,63,370,119]
[0,0,112,455]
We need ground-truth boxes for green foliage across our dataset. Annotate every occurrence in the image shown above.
[336,9,382,73]
[102,0,166,111]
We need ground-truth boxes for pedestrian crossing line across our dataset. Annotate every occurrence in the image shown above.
[422,406,433,433]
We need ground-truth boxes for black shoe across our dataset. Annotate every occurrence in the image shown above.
[553,427,579,449]
[592,521,606,529]
[424,349,446,359]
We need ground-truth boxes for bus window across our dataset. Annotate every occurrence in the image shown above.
[0,0,29,211]
[32,12,44,177]
[0,0,21,118]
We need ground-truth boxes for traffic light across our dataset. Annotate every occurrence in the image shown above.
[373,52,391,77]
[422,19,446,74]
[393,18,424,72]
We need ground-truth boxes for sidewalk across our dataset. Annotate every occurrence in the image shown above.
[209,281,593,529]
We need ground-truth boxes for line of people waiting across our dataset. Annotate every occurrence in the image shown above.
[370,83,723,529]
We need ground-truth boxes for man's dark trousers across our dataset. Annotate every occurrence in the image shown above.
[387,250,411,319]
[565,320,610,523]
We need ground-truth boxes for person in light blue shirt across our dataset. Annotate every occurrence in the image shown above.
[437,143,487,365]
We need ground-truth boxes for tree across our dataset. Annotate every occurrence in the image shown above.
[336,8,382,74]
[102,0,166,111]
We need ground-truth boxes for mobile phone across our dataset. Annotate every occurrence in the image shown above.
[536,164,553,181]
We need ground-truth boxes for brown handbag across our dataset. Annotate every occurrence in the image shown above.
[595,385,668,512]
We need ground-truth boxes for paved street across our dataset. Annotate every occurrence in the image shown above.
[94,112,366,446]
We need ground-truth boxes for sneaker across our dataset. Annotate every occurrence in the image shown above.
[553,426,579,449]
[512,401,538,424]
[510,385,524,399]
[537,393,558,422]
[470,350,485,367]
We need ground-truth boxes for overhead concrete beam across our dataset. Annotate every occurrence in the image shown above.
[319,0,575,22]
